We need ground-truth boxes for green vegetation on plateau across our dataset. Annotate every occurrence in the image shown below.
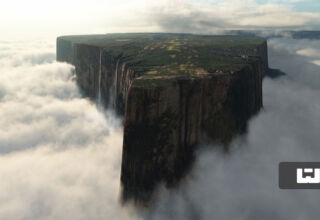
[59,33,265,86]
[57,33,267,203]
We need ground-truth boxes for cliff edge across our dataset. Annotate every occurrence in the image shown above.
[56,33,268,203]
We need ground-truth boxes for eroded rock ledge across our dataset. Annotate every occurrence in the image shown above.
[56,33,268,203]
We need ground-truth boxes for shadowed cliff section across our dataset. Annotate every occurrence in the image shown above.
[56,33,268,204]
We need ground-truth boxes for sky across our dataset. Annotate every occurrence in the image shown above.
[0,0,319,40]
[0,0,320,219]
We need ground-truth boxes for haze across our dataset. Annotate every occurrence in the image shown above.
[0,0,320,219]
[1,0,320,40]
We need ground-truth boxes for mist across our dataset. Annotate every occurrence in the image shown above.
[1,0,320,40]
[0,33,320,219]
[0,40,139,220]
[143,37,320,220]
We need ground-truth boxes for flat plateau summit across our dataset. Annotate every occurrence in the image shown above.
[57,33,268,203]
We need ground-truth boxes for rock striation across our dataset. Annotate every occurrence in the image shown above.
[56,33,268,203]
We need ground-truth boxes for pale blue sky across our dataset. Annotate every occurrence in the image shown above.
[190,0,320,12]
[257,0,319,12]
[0,0,319,40]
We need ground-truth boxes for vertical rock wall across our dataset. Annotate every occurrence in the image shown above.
[57,38,134,114]
[121,58,265,202]
[57,37,268,204]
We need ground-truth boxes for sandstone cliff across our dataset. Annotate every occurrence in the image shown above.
[56,33,268,203]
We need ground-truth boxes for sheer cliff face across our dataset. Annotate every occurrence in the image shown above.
[56,34,268,203]
[121,60,264,202]
[57,38,134,114]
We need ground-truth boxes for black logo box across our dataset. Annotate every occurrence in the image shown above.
[279,162,320,189]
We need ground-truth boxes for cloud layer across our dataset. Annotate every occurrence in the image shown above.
[145,0,320,34]
[1,0,320,40]
[0,40,140,220]
[1,34,320,219]
[143,36,320,220]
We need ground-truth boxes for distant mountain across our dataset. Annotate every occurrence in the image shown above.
[229,30,320,40]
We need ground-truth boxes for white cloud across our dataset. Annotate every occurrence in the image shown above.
[312,60,320,66]
[1,0,320,40]
[144,37,320,220]
[268,38,320,88]
[0,40,140,219]
[1,26,320,219]
[297,48,320,58]
[141,0,320,34]
[297,48,320,66]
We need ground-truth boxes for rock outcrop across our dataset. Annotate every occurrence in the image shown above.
[56,33,268,203]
